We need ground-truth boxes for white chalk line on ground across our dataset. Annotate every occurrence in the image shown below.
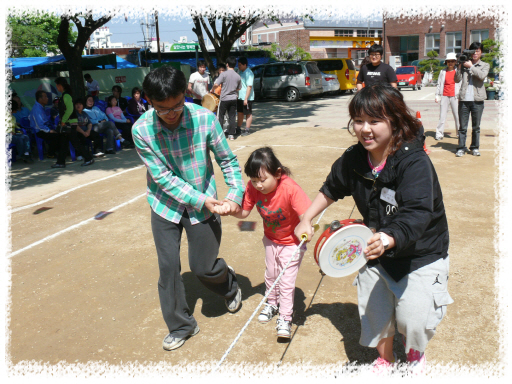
[10,165,145,214]
[8,193,146,259]
[420,92,435,100]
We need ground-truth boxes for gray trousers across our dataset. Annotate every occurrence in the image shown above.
[92,121,120,151]
[436,96,459,138]
[150,209,238,338]
[353,256,453,353]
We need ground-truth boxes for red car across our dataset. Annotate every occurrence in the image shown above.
[396,66,423,91]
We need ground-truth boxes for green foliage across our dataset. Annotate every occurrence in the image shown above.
[481,38,501,74]
[8,11,77,57]
[268,43,312,61]
[419,50,442,78]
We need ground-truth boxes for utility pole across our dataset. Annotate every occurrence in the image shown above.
[155,10,161,63]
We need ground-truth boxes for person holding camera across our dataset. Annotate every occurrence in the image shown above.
[455,42,490,157]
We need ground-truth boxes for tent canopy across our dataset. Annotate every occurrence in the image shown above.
[7,54,138,78]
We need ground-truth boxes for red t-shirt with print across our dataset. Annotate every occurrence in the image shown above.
[242,174,312,245]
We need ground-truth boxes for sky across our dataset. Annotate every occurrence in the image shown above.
[103,13,219,46]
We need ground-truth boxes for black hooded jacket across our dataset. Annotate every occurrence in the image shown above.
[320,136,449,282]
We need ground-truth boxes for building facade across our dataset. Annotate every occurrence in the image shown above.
[383,15,497,65]
[248,19,383,65]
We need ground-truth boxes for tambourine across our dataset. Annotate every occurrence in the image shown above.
[313,219,374,278]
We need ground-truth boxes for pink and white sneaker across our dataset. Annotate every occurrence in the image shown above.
[407,349,426,375]
[371,353,397,375]
[402,335,427,375]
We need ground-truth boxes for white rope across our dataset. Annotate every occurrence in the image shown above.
[213,208,328,372]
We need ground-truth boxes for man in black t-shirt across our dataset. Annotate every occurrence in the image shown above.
[356,44,397,90]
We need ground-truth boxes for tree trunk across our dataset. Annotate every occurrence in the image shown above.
[67,54,85,100]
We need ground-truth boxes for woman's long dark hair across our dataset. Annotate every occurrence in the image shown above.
[348,83,421,156]
[244,147,291,178]
[55,77,72,95]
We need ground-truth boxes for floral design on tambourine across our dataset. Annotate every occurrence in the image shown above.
[331,238,363,268]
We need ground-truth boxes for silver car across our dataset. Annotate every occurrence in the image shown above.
[321,72,341,94]
[252,61,323,102]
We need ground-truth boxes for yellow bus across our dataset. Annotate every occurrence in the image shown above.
[314,58,357,93]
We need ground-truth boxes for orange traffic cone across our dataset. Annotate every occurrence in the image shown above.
[417,111,431,155]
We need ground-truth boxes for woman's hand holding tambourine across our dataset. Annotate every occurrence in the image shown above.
[364,232,395,260]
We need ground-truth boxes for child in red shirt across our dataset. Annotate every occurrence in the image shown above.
[218,147,311,339]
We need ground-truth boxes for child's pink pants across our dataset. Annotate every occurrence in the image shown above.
[263,236,305,321]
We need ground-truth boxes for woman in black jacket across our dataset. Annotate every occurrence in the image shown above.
[295,83,452,375]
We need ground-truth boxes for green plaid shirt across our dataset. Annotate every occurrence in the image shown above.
[132,103,244,225]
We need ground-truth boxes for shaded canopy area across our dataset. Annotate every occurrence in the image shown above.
[7,54,137,78]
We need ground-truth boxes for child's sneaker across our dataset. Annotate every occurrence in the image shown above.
[258,303,278,323]
[371,353,397,375]
[407,349,426,375]
[275,318,291,338]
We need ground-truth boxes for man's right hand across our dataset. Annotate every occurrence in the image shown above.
[204,197,223,213]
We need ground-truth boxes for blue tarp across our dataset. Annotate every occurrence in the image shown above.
[7,54,137,78]
[144,57,272,69]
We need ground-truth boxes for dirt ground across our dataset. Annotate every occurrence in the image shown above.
[5,91,504,378]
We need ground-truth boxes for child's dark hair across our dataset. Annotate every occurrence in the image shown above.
[348,83,421,156]
[244,147,291,178]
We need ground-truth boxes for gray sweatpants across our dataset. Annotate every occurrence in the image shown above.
[353,256,453,353]
[150,209,238,338]
[436,96,459,138]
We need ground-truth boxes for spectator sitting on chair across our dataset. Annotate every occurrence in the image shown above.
[84,73,100,101]
[111,85,129,112]
[83,95,131,153]
[74,98,105,158]
[50,97,60,121]
[127,87,147,121]
[9,100,34,163]
[29,90,59,159]
[106,95,135,148]
[12,93,31,123]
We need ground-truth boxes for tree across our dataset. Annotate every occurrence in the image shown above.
[191,8,313,73]
[8,11,77,58]
[481,38,501,75]
[419,50,442,81]
[268,43,312,61]
[57,10,114,99]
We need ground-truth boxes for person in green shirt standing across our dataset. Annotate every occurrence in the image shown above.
[52,77,94,168]
[132,66,245,351]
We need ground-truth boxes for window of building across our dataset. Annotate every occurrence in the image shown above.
[357,30,370,37]
[257,34,261,43]
[470,29,489,44]
[377,30,382,38]
[425,33,440,55]
[335,29,353,37]
[446,32,462,54]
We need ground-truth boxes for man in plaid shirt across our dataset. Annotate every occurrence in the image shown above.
[132,66,245,351]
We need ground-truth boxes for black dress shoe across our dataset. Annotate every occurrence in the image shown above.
[51,163,66,168]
